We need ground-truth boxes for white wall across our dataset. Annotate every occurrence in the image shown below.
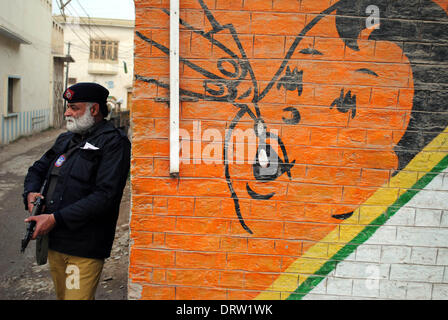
[304,169,448,300]
[0,0,53,144]
[60,16,134,110]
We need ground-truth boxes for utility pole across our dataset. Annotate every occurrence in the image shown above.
[58,0,72,21]
[63,42,71,110]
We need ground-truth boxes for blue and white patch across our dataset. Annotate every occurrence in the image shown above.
[55,155,66,167]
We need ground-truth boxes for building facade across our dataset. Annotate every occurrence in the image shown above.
[129,0,448,300]
[0,0,53,144]
[55,15,135,111]
[51,19,73,129]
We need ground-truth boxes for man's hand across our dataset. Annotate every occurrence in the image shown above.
[25,214,56,240]
[27,192,44,213]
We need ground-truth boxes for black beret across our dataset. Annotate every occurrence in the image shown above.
[63,82,110,117]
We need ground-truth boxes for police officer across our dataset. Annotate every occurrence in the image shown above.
[23,82,131,300]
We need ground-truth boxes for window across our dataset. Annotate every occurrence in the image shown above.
[7,77,20,114]
[90,39,119,62]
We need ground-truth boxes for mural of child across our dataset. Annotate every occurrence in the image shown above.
[132,0,448,299]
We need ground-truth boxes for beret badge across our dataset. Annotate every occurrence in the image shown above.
[64,89,75,100]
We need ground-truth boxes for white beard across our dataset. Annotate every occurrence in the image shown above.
[66,109,95,134]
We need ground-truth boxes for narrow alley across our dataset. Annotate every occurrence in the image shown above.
[0,128,130,300]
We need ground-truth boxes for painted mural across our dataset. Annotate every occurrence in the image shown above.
[131,0,448,299]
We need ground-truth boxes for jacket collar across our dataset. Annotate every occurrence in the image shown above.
[61,120,116,151]
[73,119,116,140]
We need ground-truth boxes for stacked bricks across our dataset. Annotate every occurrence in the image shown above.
[130,0,448,299]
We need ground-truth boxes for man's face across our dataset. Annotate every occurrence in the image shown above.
[224,11,415,235]
[65,102,96,133]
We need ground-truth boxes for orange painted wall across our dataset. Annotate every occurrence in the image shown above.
[129,0,448,299]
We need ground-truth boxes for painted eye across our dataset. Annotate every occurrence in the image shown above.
[217,57,249,80]
[217,58,240,78]
[330,88,357,119]
[253,143,282,181]
[203,79,237,101]
[258,148,269,169]
[282,107,301,124]
[251,123,295,183]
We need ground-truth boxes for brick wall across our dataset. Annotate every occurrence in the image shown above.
[129,0,448,299]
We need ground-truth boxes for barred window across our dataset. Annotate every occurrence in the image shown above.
[90,39,119,61]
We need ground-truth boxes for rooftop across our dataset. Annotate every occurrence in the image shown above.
[53,15,134,28]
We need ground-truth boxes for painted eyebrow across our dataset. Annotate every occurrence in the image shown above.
[299,48,324,55]
[355,68,379,77]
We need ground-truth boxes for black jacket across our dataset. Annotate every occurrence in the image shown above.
[23,120,131,259]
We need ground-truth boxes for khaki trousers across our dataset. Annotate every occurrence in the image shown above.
[48,249,104,300]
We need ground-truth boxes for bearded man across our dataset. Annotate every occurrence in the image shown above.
[22,82,131,300]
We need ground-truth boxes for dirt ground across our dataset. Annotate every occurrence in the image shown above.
[0,128,131,300]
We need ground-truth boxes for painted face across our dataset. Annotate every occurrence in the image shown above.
[134,0,414,237]
[130,0,448,301]
[224,11,414,235]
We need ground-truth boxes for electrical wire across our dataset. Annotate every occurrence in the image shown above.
[67,2,111,41]
[60,6,135,58]
[55,0,135,72]
[74,0,113,40]
[55,1,91,52]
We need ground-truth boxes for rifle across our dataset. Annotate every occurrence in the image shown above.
[21,180,48,253]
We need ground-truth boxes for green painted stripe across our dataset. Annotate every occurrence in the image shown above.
[286,154,448,300]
